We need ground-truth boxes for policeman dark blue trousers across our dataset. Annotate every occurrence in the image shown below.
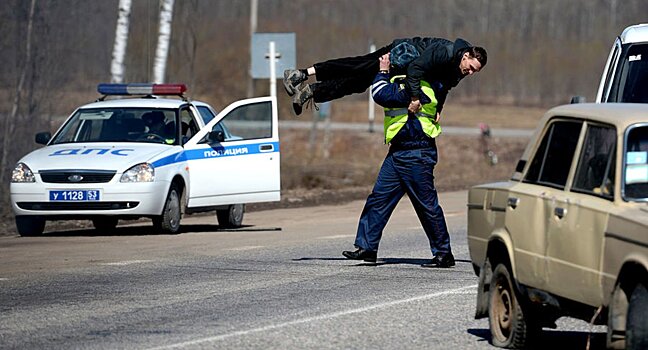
[354,143,451,256]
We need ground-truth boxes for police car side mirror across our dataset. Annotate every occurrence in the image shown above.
[208,130,225,143]
[35,132,51,145]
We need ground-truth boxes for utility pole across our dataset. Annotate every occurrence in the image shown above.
[247,0,258,98]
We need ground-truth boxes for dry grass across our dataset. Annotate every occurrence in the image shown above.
[279,102,532,194]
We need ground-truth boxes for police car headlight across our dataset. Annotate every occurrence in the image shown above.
[11,163,35,183]
[120,163,155,182]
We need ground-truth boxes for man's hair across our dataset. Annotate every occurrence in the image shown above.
[467,46,487,67]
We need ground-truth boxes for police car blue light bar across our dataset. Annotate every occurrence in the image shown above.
[97,83,187,96]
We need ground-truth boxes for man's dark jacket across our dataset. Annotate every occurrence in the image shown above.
[391,37,472,112]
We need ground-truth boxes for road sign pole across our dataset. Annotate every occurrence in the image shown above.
[269,41,276,98]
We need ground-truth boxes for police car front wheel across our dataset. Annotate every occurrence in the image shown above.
[153,183,182,234]
[15,216,45,237]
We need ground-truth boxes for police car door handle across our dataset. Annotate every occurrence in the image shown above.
[554,207,567,219]
[259,144,274,152]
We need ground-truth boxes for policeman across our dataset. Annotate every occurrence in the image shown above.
[342,54,455,268]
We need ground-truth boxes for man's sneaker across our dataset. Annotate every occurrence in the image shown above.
[291,83,313,116]
[342,248,377,263]
[421,252,455,268]
[283,69,307,96]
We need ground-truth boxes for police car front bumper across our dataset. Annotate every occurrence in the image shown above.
[10,180,171,217]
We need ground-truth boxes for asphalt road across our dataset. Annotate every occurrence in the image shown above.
[0,191,607,349]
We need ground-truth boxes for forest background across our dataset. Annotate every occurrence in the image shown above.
[0,0,646,232]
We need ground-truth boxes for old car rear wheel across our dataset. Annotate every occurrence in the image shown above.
[92,217,118,231]
[153,183,182,234]
[15,216,45,237]
[627,282,648,350]
[489,263,532,348]
[216,204,244,228]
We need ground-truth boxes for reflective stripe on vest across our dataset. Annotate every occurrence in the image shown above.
[383,77,441,144]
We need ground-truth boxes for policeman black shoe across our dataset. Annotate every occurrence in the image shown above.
[342,248,377,263]
[421,252,455,268]
[283,69,308,96]
[291,83,314,116]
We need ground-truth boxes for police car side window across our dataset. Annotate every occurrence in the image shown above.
[180,107,199,140]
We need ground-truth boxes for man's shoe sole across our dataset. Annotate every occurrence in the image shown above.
[283,79,297,96]
[283,70,300,96]
[342,251,377,263]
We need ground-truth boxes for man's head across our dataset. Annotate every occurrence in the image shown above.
[459,46,487,76]
[142,111,166,132]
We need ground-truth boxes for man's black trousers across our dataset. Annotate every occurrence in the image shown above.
[311,44,392,103]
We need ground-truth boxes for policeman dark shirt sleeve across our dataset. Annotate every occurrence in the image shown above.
[371,73,431,108]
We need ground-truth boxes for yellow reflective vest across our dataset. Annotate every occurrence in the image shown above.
[383,77,441,144]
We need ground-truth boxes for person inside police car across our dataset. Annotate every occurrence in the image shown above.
[142,111,175,142]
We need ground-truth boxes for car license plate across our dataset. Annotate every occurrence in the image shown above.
[49,190,101,201]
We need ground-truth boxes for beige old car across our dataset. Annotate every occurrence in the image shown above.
[468,103,648,349]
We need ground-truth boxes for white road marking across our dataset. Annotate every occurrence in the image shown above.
[0,278,9,281]
[445,211,465,217]
[224,246,264,251]
[147,284,478,350]
[318,234,355,240]
[99,260,152,266]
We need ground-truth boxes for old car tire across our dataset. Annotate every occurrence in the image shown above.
[489,263,532,348]
[15,216,45,237]
[153,183,182,234]
[627,282,648,350]
[92,217,118,231]
[217,204,245,228]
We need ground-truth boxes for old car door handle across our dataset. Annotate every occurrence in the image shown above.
[508,197,519,209]
[554,207,567,218]
[259,144,274,152]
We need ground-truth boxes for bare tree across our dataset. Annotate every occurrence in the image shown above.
[153,0,174,83]
[1,0,36,185]
[110,0,132,83]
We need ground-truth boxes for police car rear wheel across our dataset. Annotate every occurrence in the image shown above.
[153,184,182,234]
[15,216,45,237]
[217,204,245,228]
[92,217,118,231]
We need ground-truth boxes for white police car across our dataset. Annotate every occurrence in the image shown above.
[10,83,280,236]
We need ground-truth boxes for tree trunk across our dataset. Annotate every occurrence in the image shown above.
[110,0,132,83]
[153,0,175,84]
[1,0,36,184]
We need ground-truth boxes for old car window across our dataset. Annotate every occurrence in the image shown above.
[524,120,582,189]
[624,125,648,201]
[572,125,616,199]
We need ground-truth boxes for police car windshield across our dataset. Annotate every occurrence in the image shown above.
[51,108,179,145]
[609,44,648,103]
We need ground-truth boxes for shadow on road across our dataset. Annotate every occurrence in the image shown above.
[41,224,281,237]
[292,257,473,267]
[467,328,607,349]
